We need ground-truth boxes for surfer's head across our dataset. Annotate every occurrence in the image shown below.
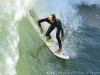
[49,14,56,23]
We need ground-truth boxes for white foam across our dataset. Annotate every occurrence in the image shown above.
[15,8,26,21]
[6,57,13,66]
[0,0,19,75]
[15,0,36,21]
[3,56,17,75]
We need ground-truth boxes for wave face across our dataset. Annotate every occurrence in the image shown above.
[1,0,100,75]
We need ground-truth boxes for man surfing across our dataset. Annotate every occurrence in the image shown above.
[37,14,64,53]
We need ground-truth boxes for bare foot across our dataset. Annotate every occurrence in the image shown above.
[56,48,62,53]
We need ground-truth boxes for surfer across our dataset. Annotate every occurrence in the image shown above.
[37,14,64,53]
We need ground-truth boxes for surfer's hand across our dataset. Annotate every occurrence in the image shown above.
[60,37,64,41]
[40,27,43,34]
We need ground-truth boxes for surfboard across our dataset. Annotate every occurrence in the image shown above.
[29,9,69,59]
[40,34,69,59]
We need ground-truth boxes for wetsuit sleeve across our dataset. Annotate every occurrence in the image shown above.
[58,20,64,37]
[60,26,64,37]
[37,18,48,28]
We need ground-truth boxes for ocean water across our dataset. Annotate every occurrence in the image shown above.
[0,0,100,75]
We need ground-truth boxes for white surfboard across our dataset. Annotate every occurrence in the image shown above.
[40,34,69,59]
[29,9,69,59]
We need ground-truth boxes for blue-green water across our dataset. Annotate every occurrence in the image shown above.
[0,0,100,75]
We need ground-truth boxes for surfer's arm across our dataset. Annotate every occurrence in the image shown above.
[61,26,64,37]
[37,18,48,28]
[58,20,64,37]
[60,26,64,41]
[59,20,64,41]
[37,18,48,33]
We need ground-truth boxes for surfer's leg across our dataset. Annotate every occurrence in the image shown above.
[46,25,55,40]
[56,33,61,48]
[56,28,62,52]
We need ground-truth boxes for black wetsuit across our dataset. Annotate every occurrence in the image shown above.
[38,17,64,48]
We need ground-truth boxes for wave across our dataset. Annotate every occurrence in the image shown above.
[1,0,100,75]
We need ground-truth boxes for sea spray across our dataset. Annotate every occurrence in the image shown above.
[0,0,19,75]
